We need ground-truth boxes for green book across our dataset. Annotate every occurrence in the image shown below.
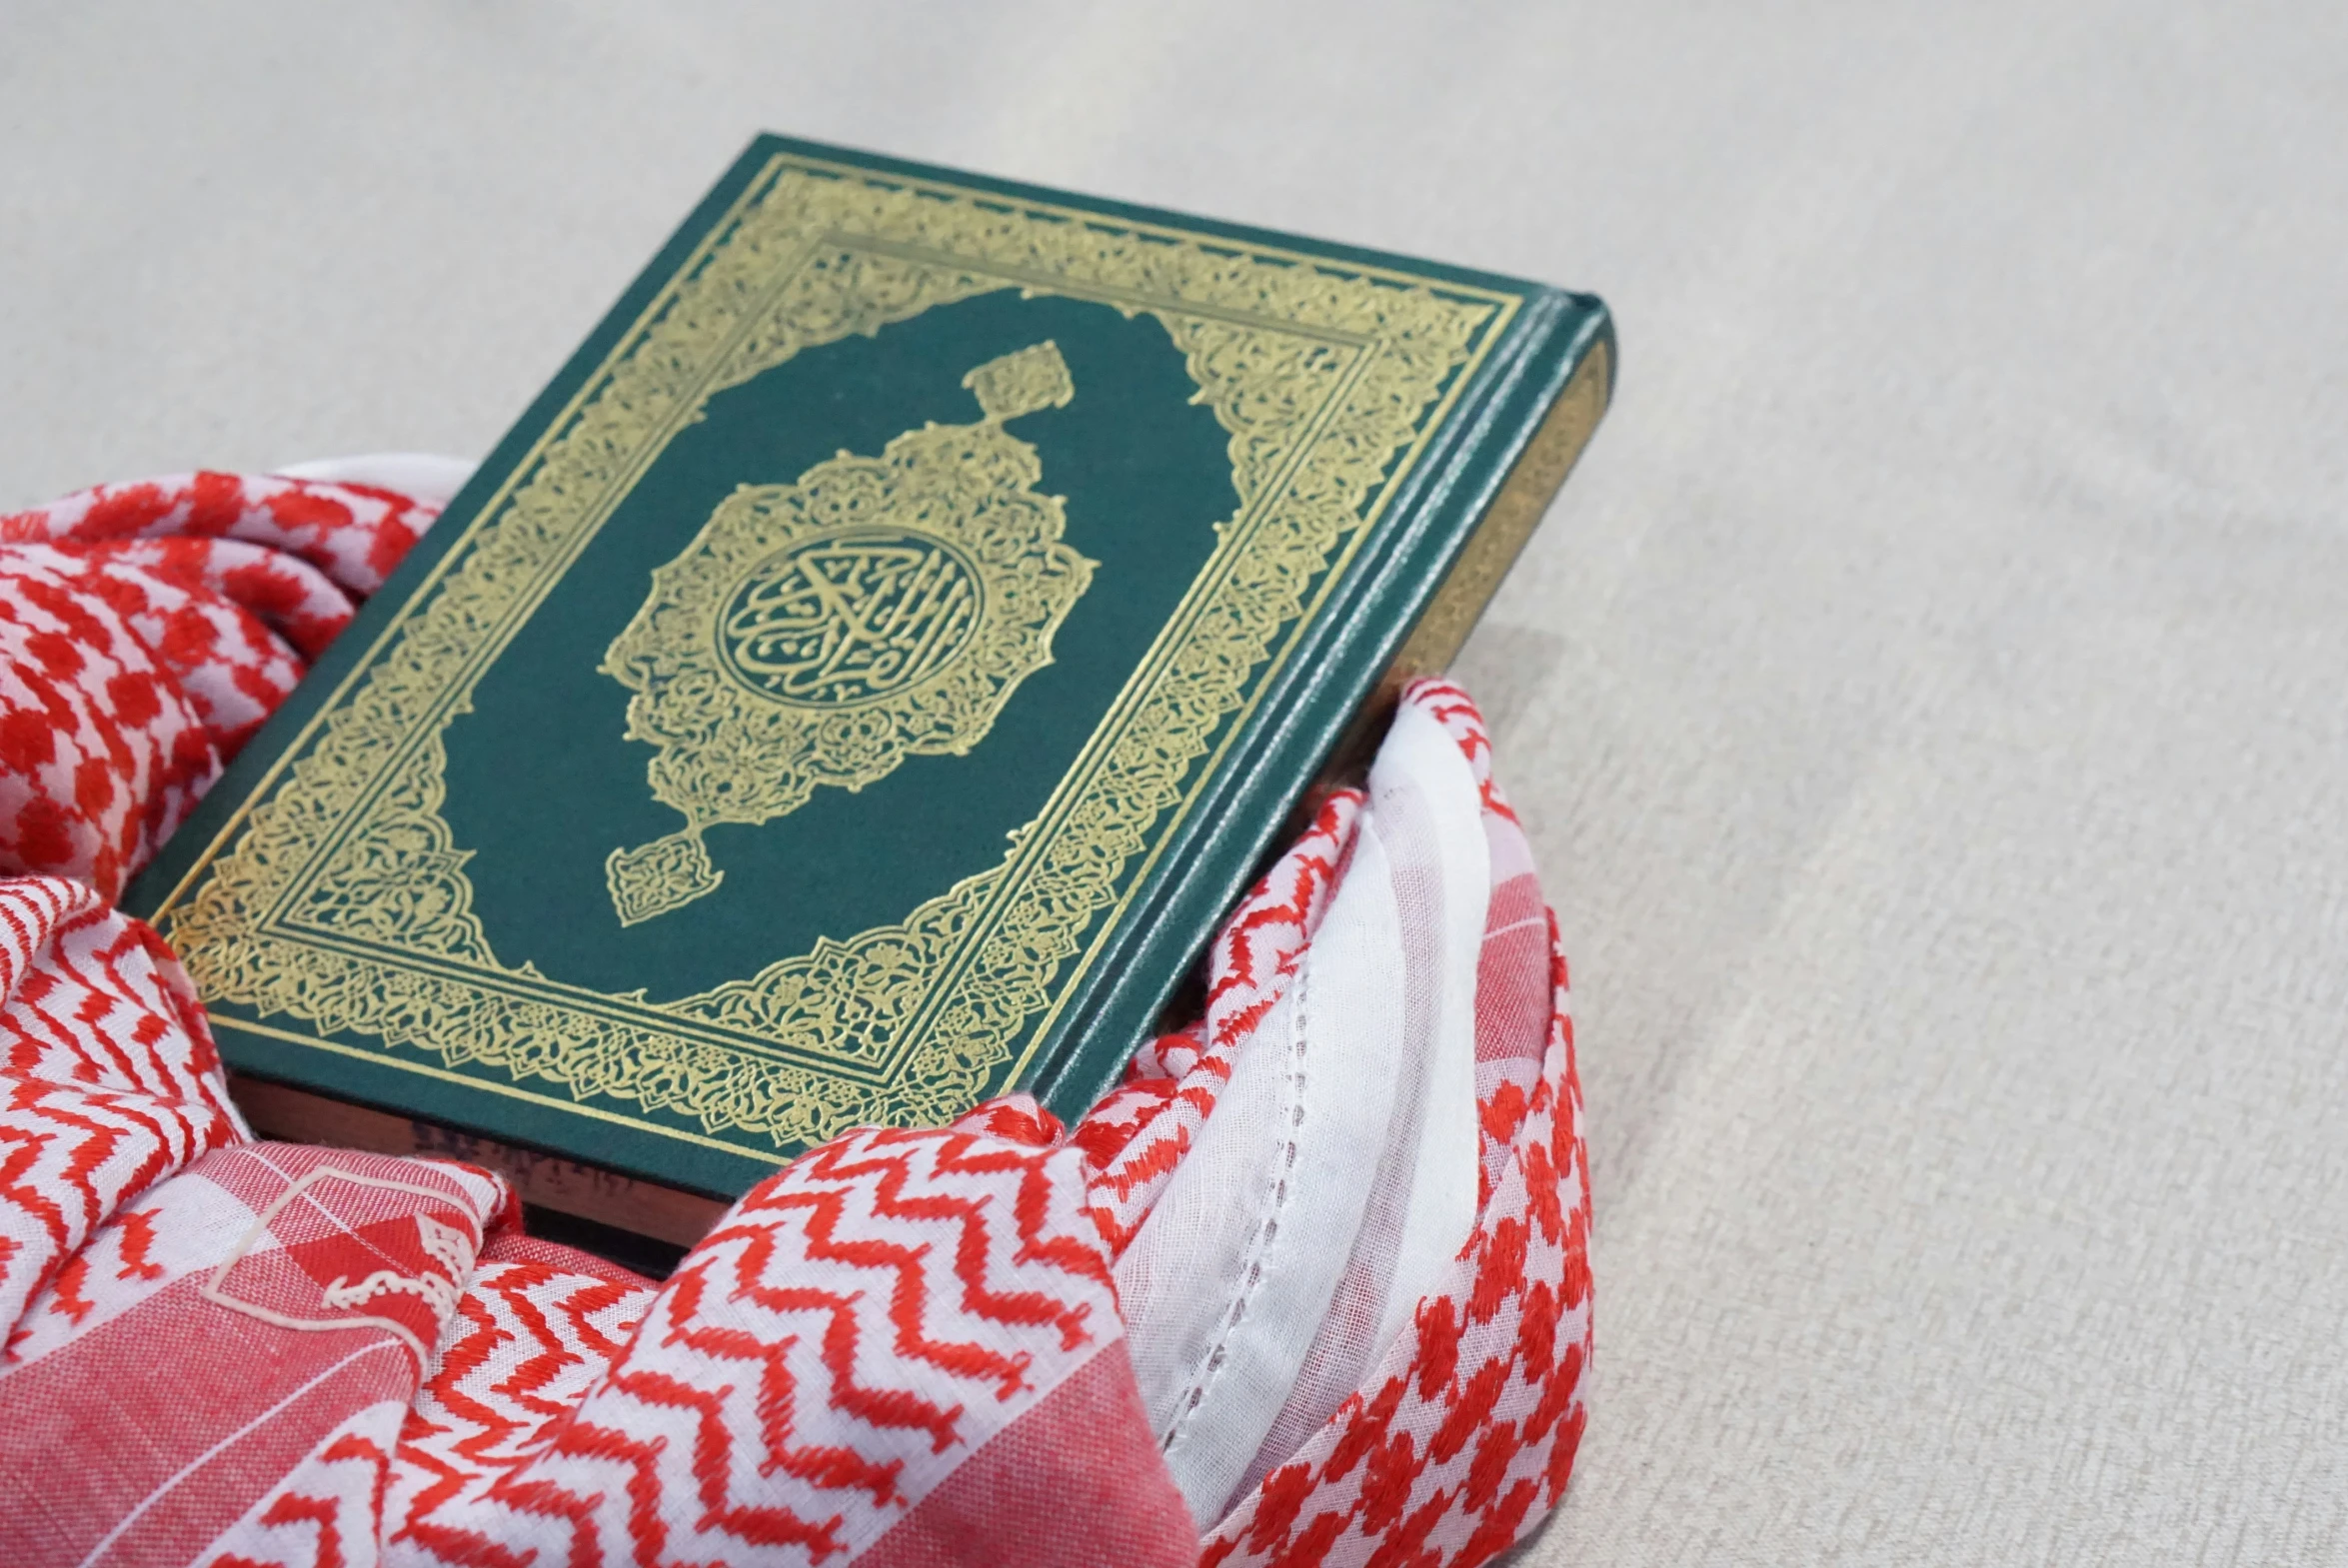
[125,133,1612,1224]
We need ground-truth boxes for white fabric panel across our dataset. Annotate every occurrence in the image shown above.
[1360,701,1489,1368]
[1227,700,1493,1507]
[1117,698,1492,1524]
[1115,827,1409,1525]
[13,6,2348,1559]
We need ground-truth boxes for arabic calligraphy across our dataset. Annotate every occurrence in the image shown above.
[719,531,983,707]
[599,340,1093,925]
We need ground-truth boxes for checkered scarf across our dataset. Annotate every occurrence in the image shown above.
[0,472,1589,1567]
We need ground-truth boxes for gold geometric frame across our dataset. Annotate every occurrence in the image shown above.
[151,153,1517,1156]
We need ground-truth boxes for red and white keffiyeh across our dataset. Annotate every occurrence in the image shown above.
[0,470,1590,1567]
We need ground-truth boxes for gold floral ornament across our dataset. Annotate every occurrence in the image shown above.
[600,341,1093,925]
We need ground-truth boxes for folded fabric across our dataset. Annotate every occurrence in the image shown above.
[0,472,1591,1567]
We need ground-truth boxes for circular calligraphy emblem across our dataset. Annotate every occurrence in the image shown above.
[717,529,986,708]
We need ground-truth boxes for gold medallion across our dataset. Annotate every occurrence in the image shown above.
[600,341,1093,925]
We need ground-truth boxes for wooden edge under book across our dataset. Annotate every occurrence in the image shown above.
[230,1074,729,1250]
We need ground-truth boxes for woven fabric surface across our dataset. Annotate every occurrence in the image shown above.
[0,474,1587,1564]
[5,6,2347,1562]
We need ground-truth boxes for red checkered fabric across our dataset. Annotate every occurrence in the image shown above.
[0,472,1589,1565]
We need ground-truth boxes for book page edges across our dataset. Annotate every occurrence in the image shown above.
[1308,331,1615,796]
[1391,332,1614,679]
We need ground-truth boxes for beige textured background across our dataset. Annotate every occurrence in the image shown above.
[6,4,2346,1562]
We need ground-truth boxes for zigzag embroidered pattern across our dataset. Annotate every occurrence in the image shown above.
[0,473,1588,1567]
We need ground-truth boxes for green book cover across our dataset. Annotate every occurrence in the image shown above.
[124,134,1613,1199]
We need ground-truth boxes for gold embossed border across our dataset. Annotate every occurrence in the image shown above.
[152,153,1519,1155]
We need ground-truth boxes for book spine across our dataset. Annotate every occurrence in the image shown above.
[1389,330,1615,680]
[1026,296,1615,1119]
[1309,324,1616,797]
